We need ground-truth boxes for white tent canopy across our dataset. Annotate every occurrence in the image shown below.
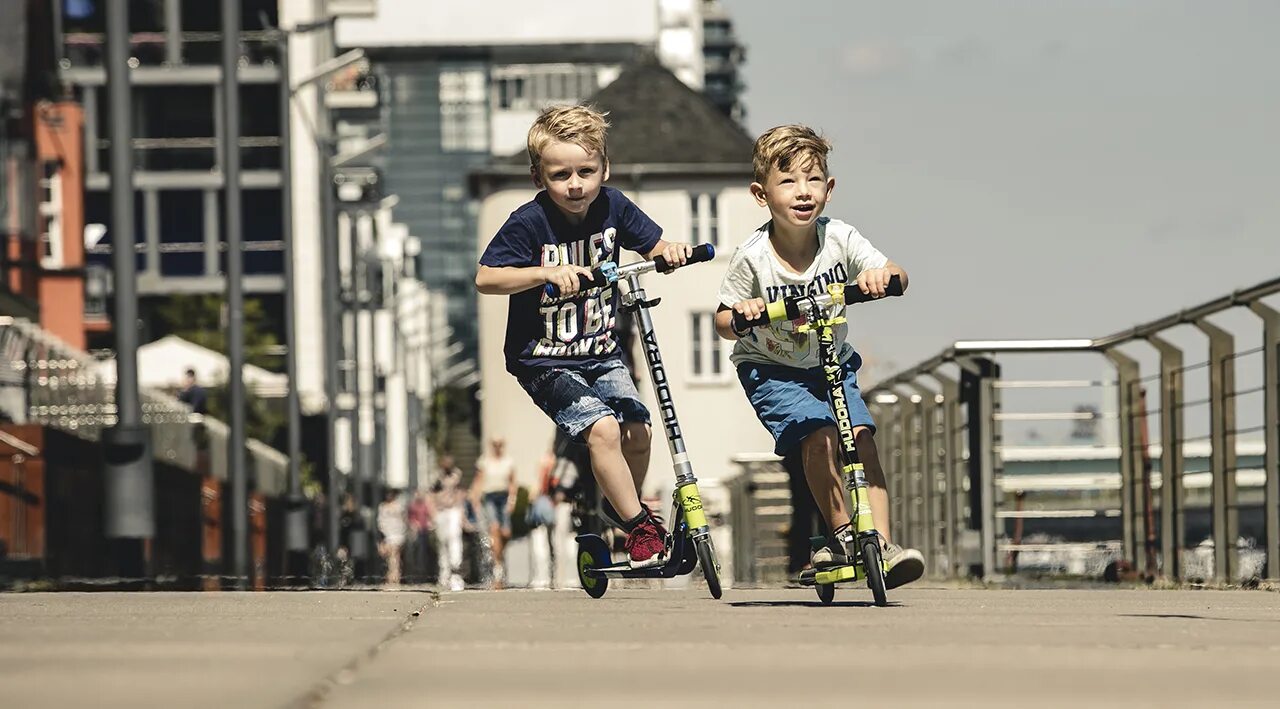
[97,335,293,401]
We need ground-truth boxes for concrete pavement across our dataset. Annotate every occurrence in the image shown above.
[3,586,1279,707]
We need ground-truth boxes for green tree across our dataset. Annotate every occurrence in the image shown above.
[152,295,286,446]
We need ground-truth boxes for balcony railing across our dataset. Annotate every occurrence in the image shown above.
[61,31,280,69]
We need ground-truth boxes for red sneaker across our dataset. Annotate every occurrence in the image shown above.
[624,516,668,569]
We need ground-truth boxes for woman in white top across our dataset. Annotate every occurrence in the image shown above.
[376,490,407,585]
[473,437,517,585]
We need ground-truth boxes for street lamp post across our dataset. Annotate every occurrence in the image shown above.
[104,0,154,577]
[221,0,249,588]
[271,15,364,563]
[275,23,309,580]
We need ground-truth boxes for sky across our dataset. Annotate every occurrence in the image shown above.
[728,0,1280,396]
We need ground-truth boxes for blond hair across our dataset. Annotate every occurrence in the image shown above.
[527,104,610,174]
[752,124,833,184]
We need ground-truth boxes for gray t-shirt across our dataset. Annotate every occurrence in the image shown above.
[718,217,888,369]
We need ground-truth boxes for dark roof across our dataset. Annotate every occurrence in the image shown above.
[503,59,754,167]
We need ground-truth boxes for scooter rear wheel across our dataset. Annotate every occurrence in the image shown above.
[577,536,610,599]
[694,536,722,600]
[816,581,835,605]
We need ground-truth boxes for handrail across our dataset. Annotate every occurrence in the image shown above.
[869,274,1280,392]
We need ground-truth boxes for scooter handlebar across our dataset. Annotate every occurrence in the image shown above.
[731,274,904,334]
[543,243,716,298]
[654,243,715,273]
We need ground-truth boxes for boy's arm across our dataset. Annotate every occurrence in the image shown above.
[855,260,909,297]
[475,264,595,296]
[714,248,760,341]
[643,239,693,267]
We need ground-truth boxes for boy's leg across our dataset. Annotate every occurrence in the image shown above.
[519,362,664,567]
[619,421,652,492]
[853,426,892,544]
[584,415,645,522]
[798,426,851,532]
[853,425,925,588]
[796,426,892,542]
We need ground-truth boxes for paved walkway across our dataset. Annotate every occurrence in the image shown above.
[3,587,1279,707]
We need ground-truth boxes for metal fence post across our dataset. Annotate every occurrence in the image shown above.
[1246,301,1279,580]
[869,400,899,544]
[959,356,1000,580]
[1146,334,1185,580]
[1195,318,1238,581]
[931,371,962,577]
[906,382,940,575]
[1104,349,1143,567]
[895,394,919,552]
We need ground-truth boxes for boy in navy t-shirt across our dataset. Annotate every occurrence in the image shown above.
[476,105,692,568]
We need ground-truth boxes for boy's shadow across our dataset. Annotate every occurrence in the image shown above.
[729,600,901,609]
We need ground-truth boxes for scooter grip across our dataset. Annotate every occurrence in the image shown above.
[845,274,905,304]
[543,271,607,299]
[731,309,771,333]
[731,299,791,334]
[654,243,715,274]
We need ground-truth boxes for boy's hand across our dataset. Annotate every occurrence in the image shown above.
[856,267,893,298]
[657,241,694,268]
[542,264,596,296]
[731,298,768,324]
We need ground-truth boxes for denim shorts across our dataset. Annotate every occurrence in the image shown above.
[737,352,876,456]
[516,358,651,439]
[482,491,510,531]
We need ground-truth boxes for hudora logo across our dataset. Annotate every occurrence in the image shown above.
[642,330,681,440]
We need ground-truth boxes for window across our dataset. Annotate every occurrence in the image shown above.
[491,64,601,111]
[689,192,720,248]
[439,69,488,152]
[38,161,63,269]
[690,312,730,380]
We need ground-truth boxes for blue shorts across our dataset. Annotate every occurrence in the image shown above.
[482,491,510,531]
[737,353,876,456]
[516,358,651,440]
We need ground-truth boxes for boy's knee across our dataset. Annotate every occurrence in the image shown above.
[585,416,621,450]
[620,422,651,455]
[799,426,839,457]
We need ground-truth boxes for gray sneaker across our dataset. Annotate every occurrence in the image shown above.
[882,543,925,589]
[811,545,848,568]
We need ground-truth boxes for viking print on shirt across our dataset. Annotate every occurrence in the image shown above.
[534,227,619,359]
[752,261,849,363]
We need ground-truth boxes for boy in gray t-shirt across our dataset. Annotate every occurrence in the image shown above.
[715,124,924,589]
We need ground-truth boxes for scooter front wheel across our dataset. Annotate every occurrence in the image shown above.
[862,539,887,607]
[577,535,610,599]
[694,536,722,600]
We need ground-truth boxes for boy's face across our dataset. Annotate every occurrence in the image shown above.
[532,140,610,223]
[750,156,835,232]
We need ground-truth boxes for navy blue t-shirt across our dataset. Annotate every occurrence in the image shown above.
[479,186,663,374]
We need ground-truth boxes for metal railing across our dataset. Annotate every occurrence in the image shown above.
[866,276,1280,583]
[0,316,286,493]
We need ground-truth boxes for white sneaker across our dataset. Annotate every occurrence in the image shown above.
[811,545,848,568]
[882,544,924,589]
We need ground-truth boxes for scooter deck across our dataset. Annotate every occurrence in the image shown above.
[798,564,862,586]
[584,554,684,579]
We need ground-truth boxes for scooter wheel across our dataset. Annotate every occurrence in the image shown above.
[816,581,835,605]
[577,535,610,599]
[694,536,722,600]
[862,539,887,607]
